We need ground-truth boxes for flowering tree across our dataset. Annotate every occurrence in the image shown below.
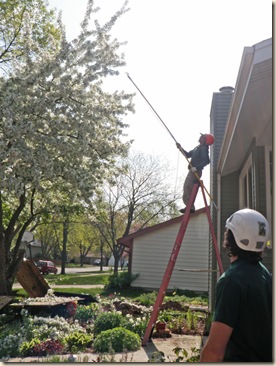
[0,0,134,295]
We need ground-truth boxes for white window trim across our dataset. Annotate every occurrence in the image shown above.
[239,154,253,209]
[264,146,272,226]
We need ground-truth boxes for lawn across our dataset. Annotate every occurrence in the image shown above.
[47,273,110,286]
[14,271,208,304]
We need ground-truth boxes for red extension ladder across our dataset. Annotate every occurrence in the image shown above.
[141,181,224,346]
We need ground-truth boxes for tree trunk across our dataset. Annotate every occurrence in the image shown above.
[100,239,104,271]
[61,220,69,275]
[0,237,8,295]
[113,253,120,275]
[80,253,84,267]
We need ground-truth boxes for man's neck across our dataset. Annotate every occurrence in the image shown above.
[230,255,238,263]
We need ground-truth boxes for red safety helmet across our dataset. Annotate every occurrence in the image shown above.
[201,133,214,146]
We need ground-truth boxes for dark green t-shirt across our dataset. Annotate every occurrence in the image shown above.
[213,258,272,362]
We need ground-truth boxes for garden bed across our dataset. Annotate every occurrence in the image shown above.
[0,290,209,361]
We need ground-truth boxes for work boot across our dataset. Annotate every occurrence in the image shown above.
[179,207,195,214]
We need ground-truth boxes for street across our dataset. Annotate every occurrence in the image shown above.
[56,265,110,274]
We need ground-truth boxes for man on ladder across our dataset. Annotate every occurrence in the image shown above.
[141,132,221,346]
[176,133,214,214]
[126,74,221,348]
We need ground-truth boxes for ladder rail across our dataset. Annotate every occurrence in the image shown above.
[142,181,224,346]
[141,183,199,346]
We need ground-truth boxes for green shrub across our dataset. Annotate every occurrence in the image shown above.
[186,309,196,330]
[20,339,64,357]
[167,313,186,333]
[75,303,98,323]
[173,346,200,362]
[136,291,157,306]
[64,332,93,353]
[0,321,23,358]
[93,312,125,336]
[93,327,141,353]
[104,272,139,290]
[19,338,41,357]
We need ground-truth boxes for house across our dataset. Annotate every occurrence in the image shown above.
[21,231,42,259]
[117,208,210,293]
[209,38,272,309]
[118,37,272,304]
[108,251,129,268]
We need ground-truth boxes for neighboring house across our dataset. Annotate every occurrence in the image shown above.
[73,254,108,265]
[78,254,94,265]
[108,251,128,268]
[209,38,272,309]
[21,231,42,259]
[117,208,210,293]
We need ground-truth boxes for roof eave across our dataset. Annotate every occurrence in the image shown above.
[117,207,208,247]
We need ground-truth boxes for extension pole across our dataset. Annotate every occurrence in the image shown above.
[126,73,218,210]
[126,73,178,143]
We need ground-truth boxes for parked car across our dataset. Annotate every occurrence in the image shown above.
[93,259,101,265]
[36,260,58,275]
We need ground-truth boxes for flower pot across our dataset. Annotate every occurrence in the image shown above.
[156,322,166,330]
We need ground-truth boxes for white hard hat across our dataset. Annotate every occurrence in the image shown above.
[225,208,270,252]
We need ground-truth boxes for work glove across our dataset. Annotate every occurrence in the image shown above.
[191,167,197,172]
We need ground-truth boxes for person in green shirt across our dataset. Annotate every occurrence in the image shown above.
[200,208,272,362]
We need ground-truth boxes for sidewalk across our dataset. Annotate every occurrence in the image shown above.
[5,334,203,363]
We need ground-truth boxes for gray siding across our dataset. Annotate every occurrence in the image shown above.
[220,172,240,271]
[208,171,239,310]
[208,40,272,310]
[253,146,272,271]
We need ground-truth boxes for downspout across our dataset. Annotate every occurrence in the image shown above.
[217,172,221,261]
[209,171,222,313]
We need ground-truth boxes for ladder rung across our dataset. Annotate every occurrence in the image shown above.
[176,268,220,272]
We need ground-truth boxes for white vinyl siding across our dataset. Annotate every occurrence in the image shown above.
[131,214,209,292]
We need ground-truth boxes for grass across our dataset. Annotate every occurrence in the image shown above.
[13,271,208,305]
[47,273,110,285]
[13,286,148,300]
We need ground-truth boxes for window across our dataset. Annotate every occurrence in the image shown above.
[239,154,254,209]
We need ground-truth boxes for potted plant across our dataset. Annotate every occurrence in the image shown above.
[155,321,166,331]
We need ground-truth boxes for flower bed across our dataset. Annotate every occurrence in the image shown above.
[0,290,209,361]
